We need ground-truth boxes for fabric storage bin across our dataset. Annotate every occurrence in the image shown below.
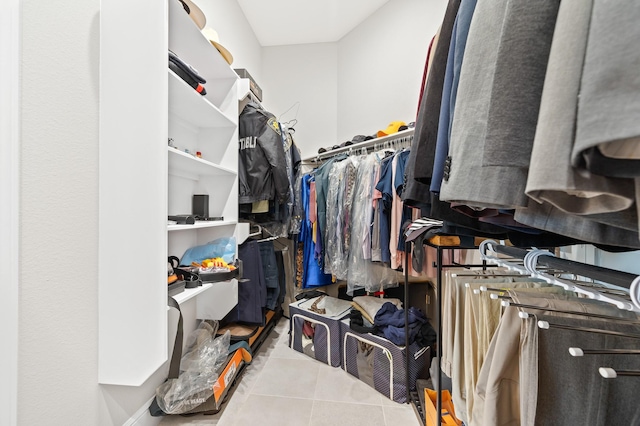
[341,323,431,403]
[289,296,352,367]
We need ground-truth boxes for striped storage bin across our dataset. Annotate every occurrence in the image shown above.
[289,296,351,367]
[341,322,431,403]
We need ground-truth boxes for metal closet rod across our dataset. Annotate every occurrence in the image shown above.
[302,128,415,162]
[490,244,637,289]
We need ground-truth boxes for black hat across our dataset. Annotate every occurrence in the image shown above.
[351,135,374,143]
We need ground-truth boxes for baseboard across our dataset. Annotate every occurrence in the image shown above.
[123,396,162,426]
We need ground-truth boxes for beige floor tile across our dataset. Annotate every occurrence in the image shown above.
[314,365,383,405]
[251,357,320,398]
[274,317,290,333]
[159,413,221,425]
[383,404,422,426]
[380,393,410,407]
[266,341,310,360]
[161,318,426,426]
[310,400,386,426]
[257,328,309,361]
[221,394,313,426]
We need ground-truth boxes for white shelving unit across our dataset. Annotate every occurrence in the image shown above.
[98,0,244,386]
[168,220,238,232]
[168,70,235,128]
[166,0,240,324]
[168,147,236,179]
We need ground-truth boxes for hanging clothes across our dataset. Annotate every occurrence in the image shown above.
[472,290,640,426]
[258,240,280,311]
[312,154,347,271]
[324,156,360,280]
[404,0,460,209]
[223,240,266,326]
[374,154,395,265]
[346,153,398,296]
[402,0,640,249]
[238,102,290,206]
[572,0,640,178]
[300,173,332,288]
[430,0,478,195]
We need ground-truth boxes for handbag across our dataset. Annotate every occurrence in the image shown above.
[169,256,202,289]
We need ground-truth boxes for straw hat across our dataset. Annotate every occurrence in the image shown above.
[178,0,206,29]
[201,27,234,65]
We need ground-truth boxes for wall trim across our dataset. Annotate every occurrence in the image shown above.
[0,0,21,424]
[123,397,162,426]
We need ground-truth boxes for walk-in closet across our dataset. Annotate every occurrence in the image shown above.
[6,0,640,425]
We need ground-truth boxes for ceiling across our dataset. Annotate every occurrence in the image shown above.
[236,0,390,46]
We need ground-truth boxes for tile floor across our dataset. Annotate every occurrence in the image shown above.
[159,317,422,426]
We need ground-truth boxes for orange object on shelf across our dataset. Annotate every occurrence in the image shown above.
[428,235,461,246]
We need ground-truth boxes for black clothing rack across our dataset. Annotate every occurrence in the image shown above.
[404,236,640,424]
[406,237,640,425]
[404,234,483,425]
[486,243,638,289]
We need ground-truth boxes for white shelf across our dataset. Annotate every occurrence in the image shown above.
[168,0,237,106]
[168,220,237,231]
[172,279,237,315]
[197,279,238,320]
[171,283,213,305]
[168,147,237,179]
[168,70,235,129]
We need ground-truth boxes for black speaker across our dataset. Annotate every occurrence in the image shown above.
[192,194,209,219]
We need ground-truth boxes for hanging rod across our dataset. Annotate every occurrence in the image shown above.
[302,128,415,163]
[487,243,637,289]
[479,240,640,312]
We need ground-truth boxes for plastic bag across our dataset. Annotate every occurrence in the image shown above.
[180,237,236,266]
[323,160,344,276]
[347,153,397,295]
[155,324,230,415]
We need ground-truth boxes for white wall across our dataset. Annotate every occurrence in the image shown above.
[262,43,339,159]
[337,0,447,143]
[595,249,640,276]
[20,0,103,424]
[1,0,20,424]
[259,0,447,159]
[197,0,263,82]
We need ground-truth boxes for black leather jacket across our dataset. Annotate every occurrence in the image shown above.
[238,102,290,204]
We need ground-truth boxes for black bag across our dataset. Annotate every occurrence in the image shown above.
[168,50,207,95]
[169,256,202,289]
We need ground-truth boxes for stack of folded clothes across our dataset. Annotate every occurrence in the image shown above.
[349,295,436,350]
